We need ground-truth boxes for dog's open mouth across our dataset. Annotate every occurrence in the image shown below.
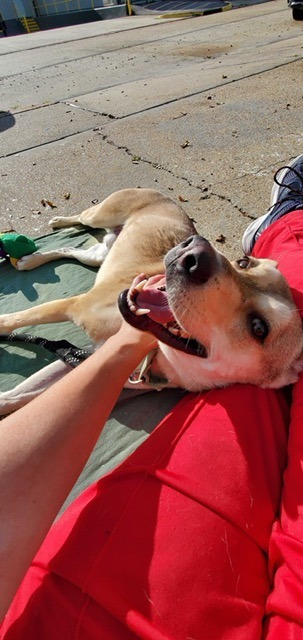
[118,274,207,358]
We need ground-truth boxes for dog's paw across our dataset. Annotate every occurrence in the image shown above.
[103,233,117,250]
[16,253,45,270]
[49,216,64,228]
[0,313,19,333]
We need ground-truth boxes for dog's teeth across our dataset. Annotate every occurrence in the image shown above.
[134,279,148,292]
[135,308,150,316]
[166,323,191,339]
[169,326,181,336]
[129,304,137,313]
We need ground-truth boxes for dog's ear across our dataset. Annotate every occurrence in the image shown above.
[265,351,303,389]
[287,355,303,384]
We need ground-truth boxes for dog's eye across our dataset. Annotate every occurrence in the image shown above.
[236,257,250,269]
[249,315,269,342]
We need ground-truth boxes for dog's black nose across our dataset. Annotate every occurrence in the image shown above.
[174,235,218,284]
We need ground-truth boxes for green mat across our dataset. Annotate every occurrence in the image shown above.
[0,227,100,390]
[0,227,185,512]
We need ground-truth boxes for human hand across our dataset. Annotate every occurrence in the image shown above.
[115,319,158,354]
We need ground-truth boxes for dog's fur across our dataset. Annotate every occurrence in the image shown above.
[1,188,303,414]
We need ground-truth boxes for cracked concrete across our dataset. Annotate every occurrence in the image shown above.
[1,0,302,257]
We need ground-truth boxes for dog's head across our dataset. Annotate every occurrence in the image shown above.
[119,235,303,390]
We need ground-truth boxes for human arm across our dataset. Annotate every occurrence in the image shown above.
[0,322,156,619]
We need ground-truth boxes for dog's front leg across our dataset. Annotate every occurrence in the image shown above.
[0,295,81,334]
[16,239,116,271]
[0,360,71,415]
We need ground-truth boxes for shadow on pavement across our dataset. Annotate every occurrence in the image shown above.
[0,111,16,133]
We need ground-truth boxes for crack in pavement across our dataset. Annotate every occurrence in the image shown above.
[210,190,256,220]
[100,133,257,220]
[2,52,301,161]
[0,117,257,221]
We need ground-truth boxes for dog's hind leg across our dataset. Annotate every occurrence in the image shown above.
[49,188,185,232]
[48,213,84,229]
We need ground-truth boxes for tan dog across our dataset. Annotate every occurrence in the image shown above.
[0,187,303,409]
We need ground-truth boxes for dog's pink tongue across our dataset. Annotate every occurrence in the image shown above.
[136,275,174,324]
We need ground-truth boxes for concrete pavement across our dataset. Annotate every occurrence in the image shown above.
[0,0,301,258]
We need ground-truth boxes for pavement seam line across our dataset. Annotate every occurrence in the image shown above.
[1,7,290,75]
[4,52,302,124]
[0,7,285,60]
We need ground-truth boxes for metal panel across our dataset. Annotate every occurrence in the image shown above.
[34,0,95,15]
[0,0,97,19]
[0,0,35,19]
[0,0,17,19]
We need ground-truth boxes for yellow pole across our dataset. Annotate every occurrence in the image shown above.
[23,16,30,31]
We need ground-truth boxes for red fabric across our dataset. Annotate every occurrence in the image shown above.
[0,388,289,639]
[251,209,303,316]
[2,210,303,639]
[251,211,303,638]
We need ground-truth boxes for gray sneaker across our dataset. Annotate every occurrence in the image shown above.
[242,153,303,254]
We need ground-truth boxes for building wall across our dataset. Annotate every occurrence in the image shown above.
[0,0,34,19]
[0,0,103,20]
[33,0,96,16]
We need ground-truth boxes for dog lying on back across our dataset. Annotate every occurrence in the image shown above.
[0,188,302,414]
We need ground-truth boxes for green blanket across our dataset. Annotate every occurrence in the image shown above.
[0,228,184,512]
